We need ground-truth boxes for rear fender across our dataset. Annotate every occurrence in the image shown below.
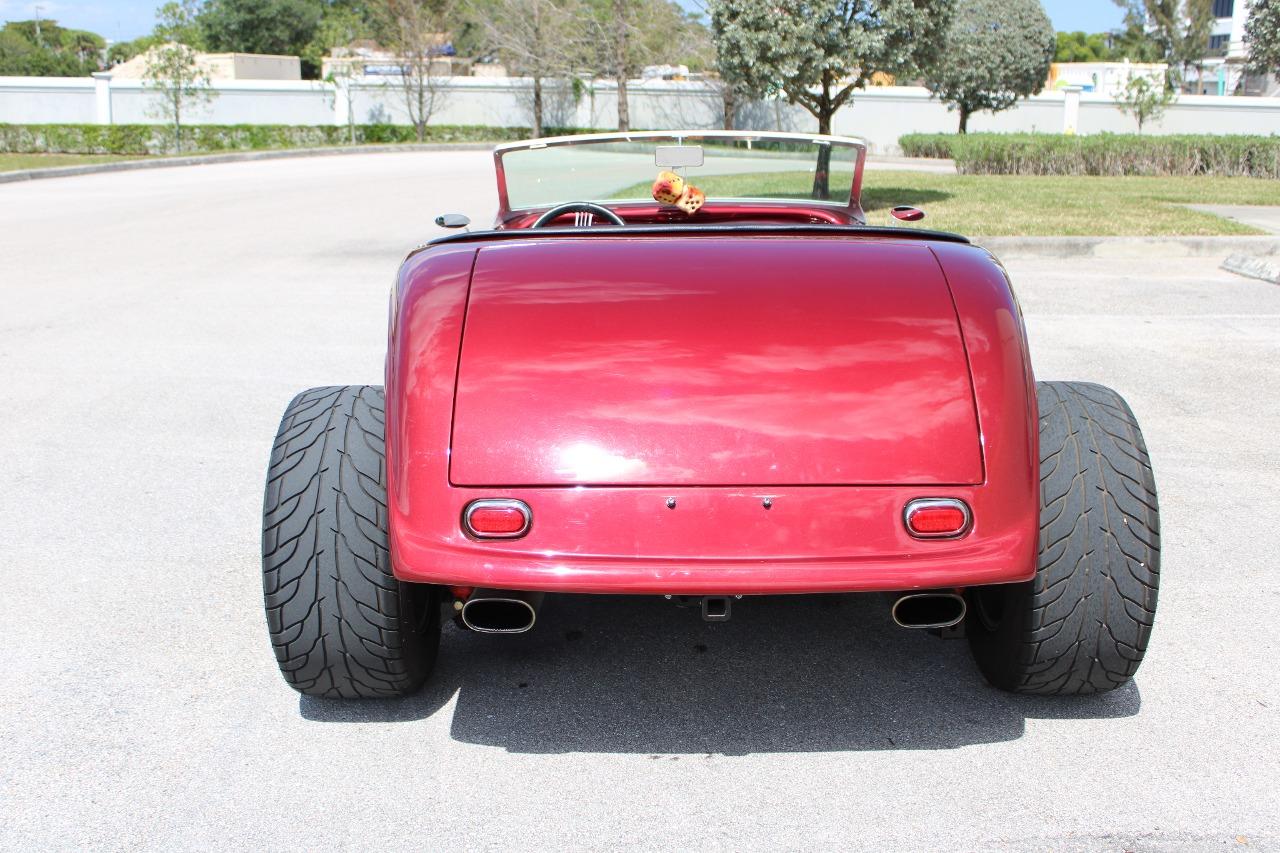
[930,242,1039,569]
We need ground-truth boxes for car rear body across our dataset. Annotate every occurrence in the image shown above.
[385,227,1039,595]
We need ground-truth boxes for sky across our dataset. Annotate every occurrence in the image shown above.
[0,0,1129,45]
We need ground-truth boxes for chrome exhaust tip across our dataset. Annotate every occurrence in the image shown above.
[460,589,545,634]
[891,592,967,629]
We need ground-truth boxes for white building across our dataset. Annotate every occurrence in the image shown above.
[111,47,301,81]
[1195,0,1268,95]
[1049,61,1168,97]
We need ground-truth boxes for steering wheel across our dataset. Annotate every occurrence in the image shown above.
[531,202,626,228]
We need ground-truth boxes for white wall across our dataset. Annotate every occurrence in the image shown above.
[2,74,1277,154]
[0,76,96,123]
[105,78,334,125]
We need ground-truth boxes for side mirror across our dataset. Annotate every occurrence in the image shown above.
[890,205,925,222]
[435,213,471,229]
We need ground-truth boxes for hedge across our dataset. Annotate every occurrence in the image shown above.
[0,123,603,155]
[898,132,1280,179]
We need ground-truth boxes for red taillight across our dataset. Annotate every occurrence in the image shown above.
[904,499,971,539]
[463,499,531,538]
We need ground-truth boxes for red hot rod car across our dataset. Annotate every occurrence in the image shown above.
[261,132,1160,699]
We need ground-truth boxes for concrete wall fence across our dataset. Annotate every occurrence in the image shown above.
[2,73,1277,154]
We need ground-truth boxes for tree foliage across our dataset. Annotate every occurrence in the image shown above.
[471,0,586,136]
[1112,0,1215,86]
[198,0,325,74]
[924,0,1054,133]
[301,4,376,77]
[709,0,953,135]
[579,0,701,131]
[1055,31,1116,62]
[0,20,106,75]
[374,0,457,140]
[1113,70,1176,132]
[1245,0,1280,76]
[108,36,163,66]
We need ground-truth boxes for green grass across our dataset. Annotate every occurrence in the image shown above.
[0,153,145,172]
[619,170,1280,236]
[864,171,1279,236]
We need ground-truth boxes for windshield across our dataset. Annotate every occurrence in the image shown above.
[494,132,866,216]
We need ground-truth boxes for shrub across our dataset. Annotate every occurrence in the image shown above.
[0,123,603,155]
[899,133,959,159]
[898,132,1280,178]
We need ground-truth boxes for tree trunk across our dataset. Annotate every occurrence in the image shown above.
[416,74,426,142]
[532,75,544,137]
[616,73,629,131]
[812,107,832,199]
[958,106,969,134]
[613,0,629,131]
[722,85,736,131]
[811,74,833,199]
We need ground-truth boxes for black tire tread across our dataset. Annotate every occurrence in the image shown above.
[261,385,437,698]
[970,381,1160,695]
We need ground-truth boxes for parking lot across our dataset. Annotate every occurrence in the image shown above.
[2,152,1278,850]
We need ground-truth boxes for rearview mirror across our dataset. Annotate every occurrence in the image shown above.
[655,146,704,169]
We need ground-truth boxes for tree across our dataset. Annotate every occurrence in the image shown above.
[1055,30,1115,62]
[198,0,325,77]
[145,1,217,153]
[108,35,162,65]
[1245,0,1280,77]
[711,0,953,136]
[681,0,757,129]
[0,20,105,75]
[603,0,641,132]
[301,4,374,80]
[474,0,584,136]
[1113,0,1216,88]
[307,6,375,142]
[375,0,456,141]
[584,0,699,131]
[1113,70,1175,131]
[923,0,1054,133]
[1109,17,1165,61]
[711,0,953,194]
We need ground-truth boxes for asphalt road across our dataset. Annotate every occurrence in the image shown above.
[2,152,1278,851]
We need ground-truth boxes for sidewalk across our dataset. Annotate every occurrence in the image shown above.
[1184,204,1280,235]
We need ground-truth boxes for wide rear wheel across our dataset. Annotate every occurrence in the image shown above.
[966,381,1160,695]
[261,386,440,698]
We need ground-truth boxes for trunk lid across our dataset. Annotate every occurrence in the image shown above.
[450,237,982,486]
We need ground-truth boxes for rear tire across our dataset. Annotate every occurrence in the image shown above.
[262,386,440,698]
[966,381,1160,695]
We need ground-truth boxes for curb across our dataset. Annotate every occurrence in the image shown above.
[0,142,496,184]
[1222,252,1280,284]
[975,235,1280,259]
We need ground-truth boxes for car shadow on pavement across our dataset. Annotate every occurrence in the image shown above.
[299,592,1140,753]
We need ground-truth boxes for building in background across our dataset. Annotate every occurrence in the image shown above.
[1188,0,1276,95]
[110,48,301,81]
[321,39,469,79]
[1049,60,1168,96]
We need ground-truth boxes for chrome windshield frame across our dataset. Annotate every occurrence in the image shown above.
[492,130,868,221]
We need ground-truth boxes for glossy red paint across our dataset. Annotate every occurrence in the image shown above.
[385,230,1039,595]
[450,238,982,486]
